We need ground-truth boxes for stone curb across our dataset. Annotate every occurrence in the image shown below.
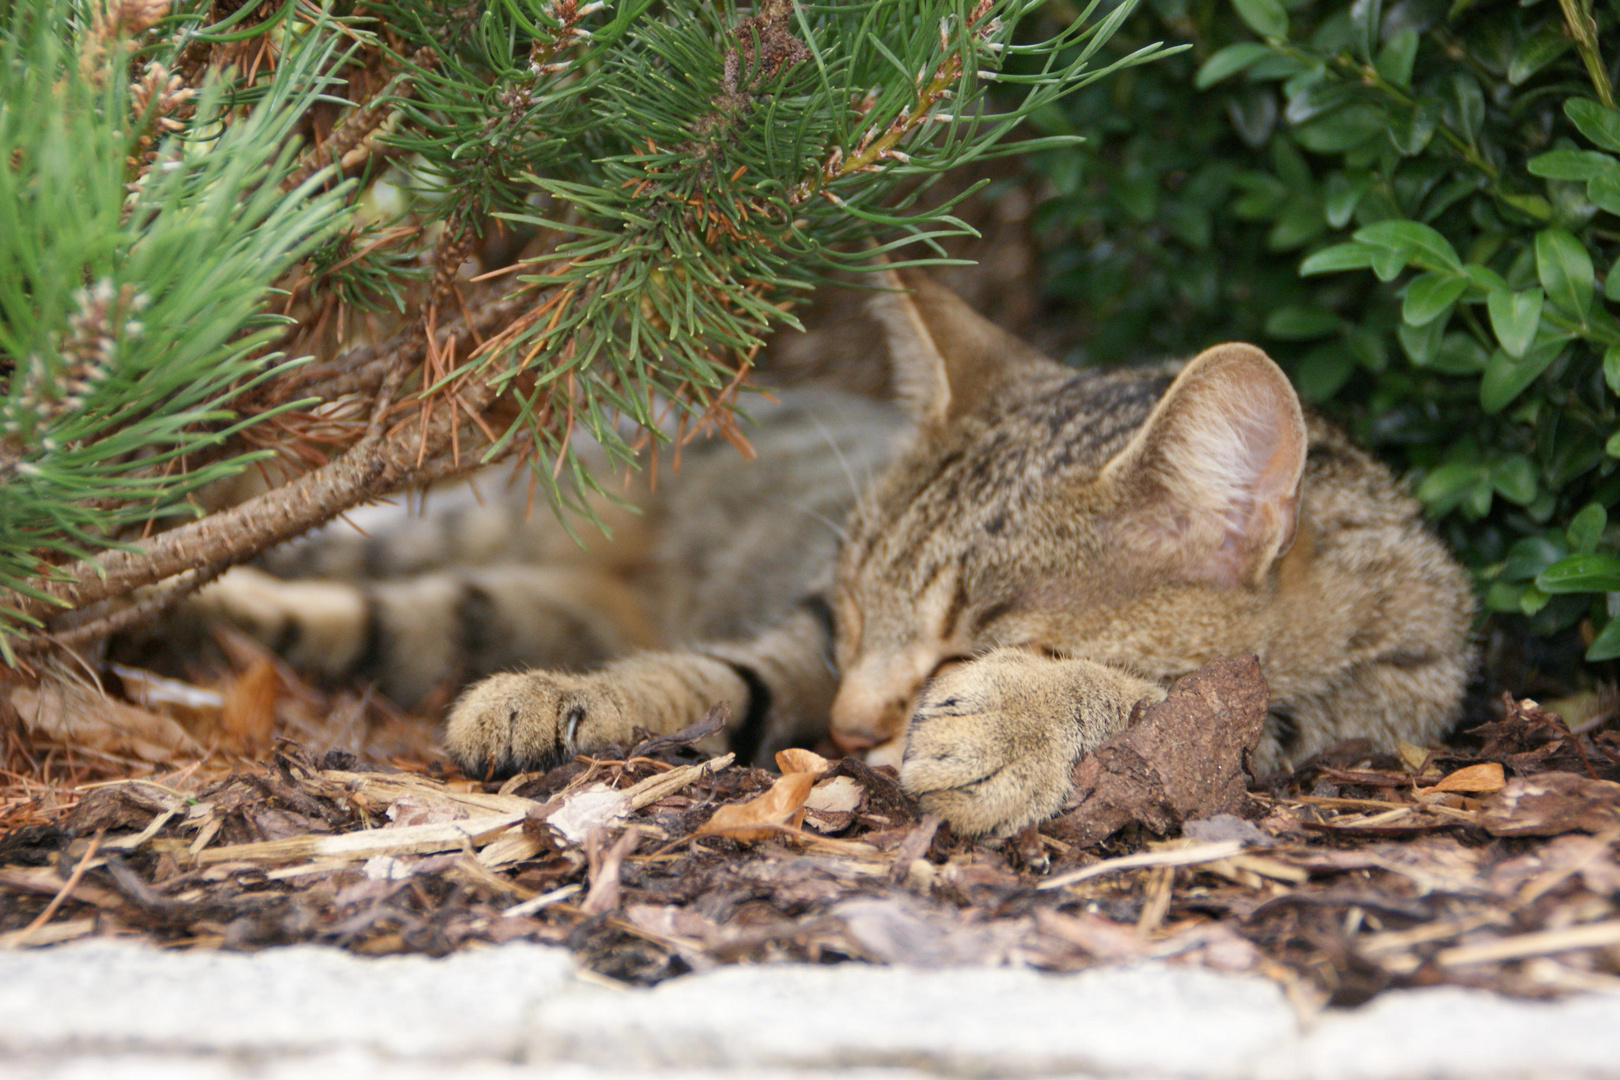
[0,941,1615,1079]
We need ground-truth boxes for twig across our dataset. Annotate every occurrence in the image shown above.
[15,829,104,945]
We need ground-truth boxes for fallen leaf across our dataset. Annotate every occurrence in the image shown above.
[805,776,862,815]
[220,658,278,757]
[1396,740,1431,774]
[1479,774,1620,837]
[12,680,201,763]
[1430,762,1505,794]
[776,748,832,775]
[693,772,815,843]
[1046,656,1269,848]
[546,784,630,845]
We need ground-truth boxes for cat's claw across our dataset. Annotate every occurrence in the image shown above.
[443,671,628,779]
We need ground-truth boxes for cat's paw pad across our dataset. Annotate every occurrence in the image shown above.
[896,651,1077,838]
[443,671,627,779]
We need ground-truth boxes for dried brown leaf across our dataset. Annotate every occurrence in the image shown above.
[1430,762,1505,794]
[693,771,815,843]
[12,681,200,763]
[775,748,833,775]
[220,658,278,758]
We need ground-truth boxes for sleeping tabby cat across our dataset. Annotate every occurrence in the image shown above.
[196,271,1475,836]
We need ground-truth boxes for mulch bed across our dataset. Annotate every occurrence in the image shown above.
[2,651,1619,1013]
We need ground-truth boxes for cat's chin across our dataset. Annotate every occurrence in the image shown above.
[862,737,906,771]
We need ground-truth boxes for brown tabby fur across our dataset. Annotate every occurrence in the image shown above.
[196,271,1475,836]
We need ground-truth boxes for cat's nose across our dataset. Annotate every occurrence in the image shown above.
[829,676,911,752]
[830,728,876,753]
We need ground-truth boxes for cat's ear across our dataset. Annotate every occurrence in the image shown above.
[867,268,1044,426]
[1102,344,1307,589]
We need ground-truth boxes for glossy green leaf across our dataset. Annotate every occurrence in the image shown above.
[1604,344,1620,395]
[1502,535,1566,581]
[1535,228,1595,320]
[1480,340,1562,414]
[1388,101,1437,156]
[1490,455,1537,506]
[1527,150,1619,181]
[1416,462,1489,513]
[1537,553,1620,594]
[1508,27,1570,85]
[1486,288,1544,358]
[1402,273,1466,326]
[1294,342,1356,402]
[1567,504,1607,554]
[1196,43,1273,89]
[1354,219,1462,272]
[1587,618,1620,662]
[1567,98,1620,153]
[1232,0,1288,39]
[1398,315,1447,366]
[1293,105,1384,153]
[1323,172,1368,229]
[1440,72,1484,144]
[1300,242,1375,275]
[1375,29,1418,89]
[1589,174,1620,216]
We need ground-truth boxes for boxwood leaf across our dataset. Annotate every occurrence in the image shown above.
[1527,149,1619,181]
[1486,288,1544,358]
[1490,455,1537,506]
[1535,227,1595,320]
[1567,98,1620,153]
[1416,462,1489,513]
[1502,535,1567,581]
[1300,242,1375,275]
[1403,273,1467,326]
[1232,0,1288,40]
[1479,339,1562,414]
[1375,29,1418,89]
[1537,553,1620,594]
[1196,43,1273,89]
[1354,219,1462,272]
[1587,617,1620,662]
[1567,504,1607,554]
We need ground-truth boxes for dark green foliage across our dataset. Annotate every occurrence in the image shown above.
[1029,0,1620,665]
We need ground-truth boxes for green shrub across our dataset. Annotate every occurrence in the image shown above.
[1029,0,1620,667]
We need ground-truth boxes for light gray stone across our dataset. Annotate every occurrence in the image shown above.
[1258,985,1620,1080]
[527,962,1296,1077]
[4,940,1620,1079]
[0,940,572,1059]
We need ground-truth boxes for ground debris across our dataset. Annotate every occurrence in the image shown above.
[2,664,1619,1002]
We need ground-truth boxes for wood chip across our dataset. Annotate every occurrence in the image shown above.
[197,810,527,864]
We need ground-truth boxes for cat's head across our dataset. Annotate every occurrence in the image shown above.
[828,270,1308,751]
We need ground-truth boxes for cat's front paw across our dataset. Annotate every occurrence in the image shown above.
[443,671,628,779]
[896,650,1085,838]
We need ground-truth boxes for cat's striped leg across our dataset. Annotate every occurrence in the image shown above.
[897,648,1165,837]
[443,602,838,777]
[190,563,656,706]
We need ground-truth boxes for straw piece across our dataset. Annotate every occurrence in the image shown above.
[1037,840,1247,891]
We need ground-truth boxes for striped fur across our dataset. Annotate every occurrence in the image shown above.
[199,273,1475,836]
